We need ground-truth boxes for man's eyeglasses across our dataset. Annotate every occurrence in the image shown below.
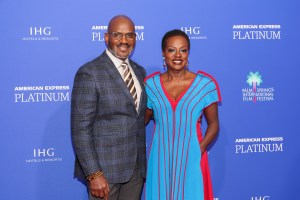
[108,32,136,40]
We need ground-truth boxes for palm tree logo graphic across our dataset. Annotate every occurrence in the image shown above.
[246,72,263,103]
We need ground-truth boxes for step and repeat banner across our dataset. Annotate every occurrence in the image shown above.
[1,0,299,199]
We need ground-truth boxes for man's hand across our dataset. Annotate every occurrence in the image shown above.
[89,175,110,200]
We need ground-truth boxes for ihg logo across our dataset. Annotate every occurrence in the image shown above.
[251,196,270,200]
[181,27,200,35]
[30,27,51,36]
[33,148,55,157]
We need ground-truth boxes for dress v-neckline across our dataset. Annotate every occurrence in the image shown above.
[160,74,197,111]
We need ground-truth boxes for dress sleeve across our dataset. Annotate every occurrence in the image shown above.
[198,71,221,109]
[145,83,153,110]
[144,72,160,110]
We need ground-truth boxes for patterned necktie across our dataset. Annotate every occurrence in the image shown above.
[121,62,138,110]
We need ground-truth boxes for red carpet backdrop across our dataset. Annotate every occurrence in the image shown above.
[1,0,299,199]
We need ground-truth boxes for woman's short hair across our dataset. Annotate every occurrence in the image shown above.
[161,29,190,51]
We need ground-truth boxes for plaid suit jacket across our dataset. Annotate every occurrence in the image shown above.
[71,51,147,183]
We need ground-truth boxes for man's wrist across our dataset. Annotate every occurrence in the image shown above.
[86,171,103,181]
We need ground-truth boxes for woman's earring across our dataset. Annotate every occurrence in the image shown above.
[185,57,189,70]
[163,57,166,70]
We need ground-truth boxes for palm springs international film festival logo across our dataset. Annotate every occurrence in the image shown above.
[22,26,59,41]
[91,25,145,41]
[242,72,275,103]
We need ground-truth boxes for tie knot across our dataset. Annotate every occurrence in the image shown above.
[121,62,128,69]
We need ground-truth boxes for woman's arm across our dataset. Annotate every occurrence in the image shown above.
[145,108,153,125]
[200,103,219,154]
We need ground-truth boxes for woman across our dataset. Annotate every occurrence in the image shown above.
[145,29,221,200]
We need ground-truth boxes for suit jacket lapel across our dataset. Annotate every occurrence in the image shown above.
[130,60,145,115]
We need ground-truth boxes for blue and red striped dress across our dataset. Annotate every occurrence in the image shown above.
[145,71,221,200]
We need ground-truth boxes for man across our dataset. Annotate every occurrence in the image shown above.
[71,15,147,200]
